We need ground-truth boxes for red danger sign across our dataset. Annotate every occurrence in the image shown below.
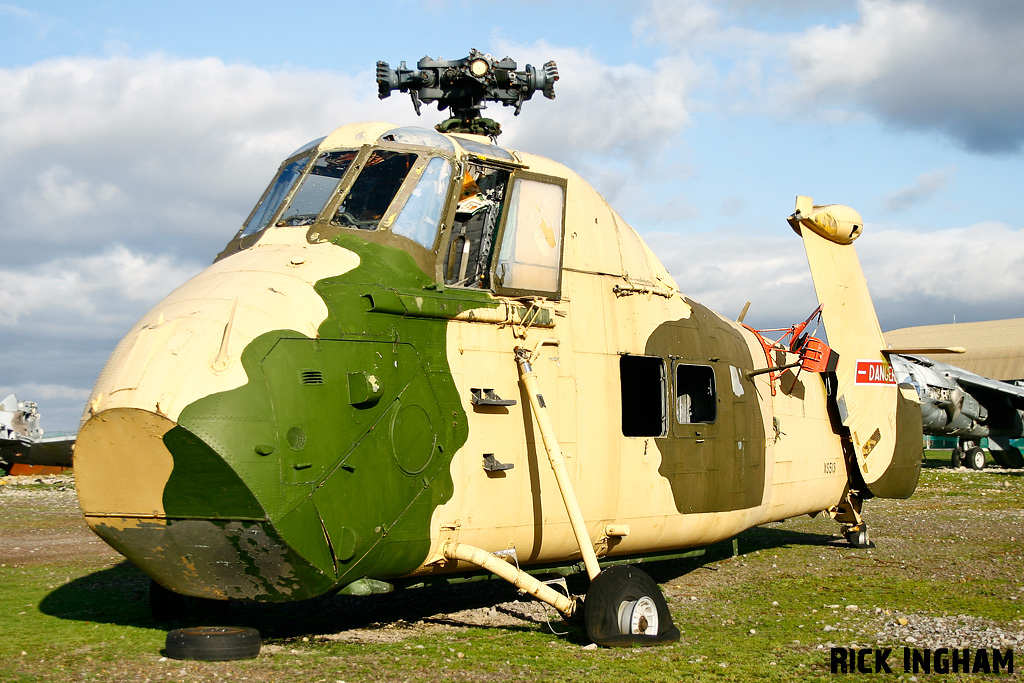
[855,359,895,385]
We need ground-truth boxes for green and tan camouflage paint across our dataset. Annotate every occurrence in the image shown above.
[76,123,919,604]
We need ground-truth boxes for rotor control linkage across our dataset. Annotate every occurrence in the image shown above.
[376,49,558,136]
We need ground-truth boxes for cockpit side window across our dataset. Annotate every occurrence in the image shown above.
[332,151,417,230]
[391,156,452,249]
[275,151,358,227]
[240,155,310,237]
[494,177,565,296]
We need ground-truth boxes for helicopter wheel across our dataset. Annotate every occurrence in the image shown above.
[165,626,261,661]
[583,565,680,647]
[965,446,986,470]
[845,528,871,548]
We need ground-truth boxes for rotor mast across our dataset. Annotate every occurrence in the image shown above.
[376,49,558,137]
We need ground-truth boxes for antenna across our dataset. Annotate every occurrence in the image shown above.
[376,49,558,137]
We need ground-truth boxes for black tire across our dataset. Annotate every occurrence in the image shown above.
[583,565,680,647]
[950,449,963,468]
[966,447,986,470]
[166,626,261,661]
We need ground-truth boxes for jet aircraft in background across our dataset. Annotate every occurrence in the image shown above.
[0,393,75,475]
[890,354,1024,469]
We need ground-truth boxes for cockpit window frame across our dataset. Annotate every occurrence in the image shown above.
[306,144,459,256]
[235,149,316,245]
[489,170,568,301]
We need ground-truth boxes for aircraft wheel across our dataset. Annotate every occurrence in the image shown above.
[950,449,964,468]
[966,447,986,470]
[583,565,680,647]
[845,528,870,548]
[166,626,261,661]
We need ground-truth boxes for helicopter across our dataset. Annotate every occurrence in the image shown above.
[74,50,924,647]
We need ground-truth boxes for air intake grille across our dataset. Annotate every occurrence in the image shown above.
[300,370,324,385]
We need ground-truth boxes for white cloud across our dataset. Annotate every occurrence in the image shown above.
[645,220,1024,331]
[883,165,956,211]
[0,242,206,431]
[644,230,817,327]
[0,55,414,265]
[633,0,721,44]
[861,221,1024,307]
[488,40,698,210]
[787,1,1024,153]
[0,245,202,328]
[0,382,89,403]
[630,1,1024,154]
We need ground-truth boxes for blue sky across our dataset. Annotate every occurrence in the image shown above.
[2,0,1023,430]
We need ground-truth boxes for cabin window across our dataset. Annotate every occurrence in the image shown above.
[241,155,310,237]
[276,151,358,227]
[444,163,511,288]
[620,355,667,437]
[494,178,565,294]
[332,151,417,230]
[392,156,453,249]
[675,364,717,424]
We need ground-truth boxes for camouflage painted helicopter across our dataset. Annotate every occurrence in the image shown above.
[75,51,923,646]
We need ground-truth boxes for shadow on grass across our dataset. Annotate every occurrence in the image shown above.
[38,525,840,644]
[39,559,555,641]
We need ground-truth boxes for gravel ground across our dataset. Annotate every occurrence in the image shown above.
[2,462,1022,681]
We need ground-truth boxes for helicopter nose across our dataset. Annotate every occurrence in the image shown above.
[75,405,337,601]
[76,407,181,518]
[73,239,361,599]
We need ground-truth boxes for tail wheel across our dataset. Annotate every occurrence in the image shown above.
[166,626,261,661]
[583,565,680,647]
[966,447,986,470]
[845,528,870,548]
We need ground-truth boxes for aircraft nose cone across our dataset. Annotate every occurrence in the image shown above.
[76,408,179,518]
[75,406,334,601]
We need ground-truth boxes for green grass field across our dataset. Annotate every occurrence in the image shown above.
[1,451,1021,682]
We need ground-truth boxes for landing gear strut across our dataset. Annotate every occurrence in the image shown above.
[830,492,872,548]
[440,346,679,647]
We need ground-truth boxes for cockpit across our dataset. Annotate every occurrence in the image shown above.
[222,125,567,299]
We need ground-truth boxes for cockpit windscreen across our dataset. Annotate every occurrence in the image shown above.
[276,151,358,227]
[332,151,416,230]
[237,145,451,251]
[240,156,309,237]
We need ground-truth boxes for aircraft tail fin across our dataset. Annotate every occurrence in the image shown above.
[790,196,922,499]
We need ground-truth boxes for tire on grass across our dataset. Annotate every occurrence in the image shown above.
[166,626,261,661]
[583,565,680,647]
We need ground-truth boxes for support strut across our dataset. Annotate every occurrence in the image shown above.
[442,541,578,617]
[514,346,602,580]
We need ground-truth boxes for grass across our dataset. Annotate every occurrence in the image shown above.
[1,453,1022,682]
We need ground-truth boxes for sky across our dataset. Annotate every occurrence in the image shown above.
[1,0,1023,430]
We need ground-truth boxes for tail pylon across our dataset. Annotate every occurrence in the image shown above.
[790,197,922,499]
